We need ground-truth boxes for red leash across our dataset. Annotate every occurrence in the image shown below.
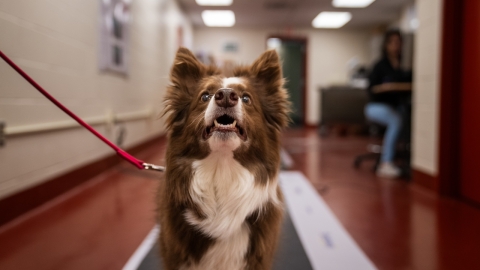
[0,50,164,172]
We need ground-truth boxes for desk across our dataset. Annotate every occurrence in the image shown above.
[319,86,369,127]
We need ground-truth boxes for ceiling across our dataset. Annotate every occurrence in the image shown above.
[178,0,411,30]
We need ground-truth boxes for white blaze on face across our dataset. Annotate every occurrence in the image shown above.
[204,94,218,126]
[204,77,246,151]
[222,77,244,88]
[205,77,245,125]
[222,77,245,123]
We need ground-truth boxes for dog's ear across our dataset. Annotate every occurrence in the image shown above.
[250,50,290,129]
[164,48,205,129]
[170,47,205,93]
[251,50,282,91]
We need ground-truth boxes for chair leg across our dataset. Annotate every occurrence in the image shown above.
[373,156,381,172]
[354,152,381,169]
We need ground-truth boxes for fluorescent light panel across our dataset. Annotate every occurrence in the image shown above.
[312,12,352,28]
[196,0,233,6]
[332,0,375,8]
[202,10,235,27]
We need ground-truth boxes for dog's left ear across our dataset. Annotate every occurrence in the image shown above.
[251,50,290,129]
[251,50,282,92]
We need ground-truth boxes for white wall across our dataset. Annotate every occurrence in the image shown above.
[194,28,267,65]
[0,0,192,199]
[194,28,371,125]
[306,30,371,124]
[411,0,443,175]
[390,1,418,34]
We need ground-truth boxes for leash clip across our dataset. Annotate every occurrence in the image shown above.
[143,163,166,172]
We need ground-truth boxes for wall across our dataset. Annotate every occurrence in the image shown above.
[194,28,371,125]
[0,0,192,199]
[390,1,418,34]
[411,0,443,175]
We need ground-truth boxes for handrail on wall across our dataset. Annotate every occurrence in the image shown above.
[4,109,154,136]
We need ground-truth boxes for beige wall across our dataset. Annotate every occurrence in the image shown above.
[390,1,417,33]
[411,0,443,175]
[194,28,371,125]
[307,30,371,124]
[0,0,192,199]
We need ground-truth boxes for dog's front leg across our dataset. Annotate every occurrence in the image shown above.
[244,199,284,270]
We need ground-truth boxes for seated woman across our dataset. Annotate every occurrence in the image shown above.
[366,29,412,178]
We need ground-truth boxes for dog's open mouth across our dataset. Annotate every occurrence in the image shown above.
[203,114,247,141]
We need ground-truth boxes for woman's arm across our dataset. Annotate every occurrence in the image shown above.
[372,82,412,93]
[368,62,384,89]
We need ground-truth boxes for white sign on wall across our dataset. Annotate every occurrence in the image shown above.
[99,0,131,74]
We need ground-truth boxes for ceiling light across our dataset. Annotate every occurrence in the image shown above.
[196,0,233,6]
[332,0,375,8]
[202,10,235,27]
[312,12,352,28]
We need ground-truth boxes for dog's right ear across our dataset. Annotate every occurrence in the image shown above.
[170,47,205,93]
[164,48,205,129]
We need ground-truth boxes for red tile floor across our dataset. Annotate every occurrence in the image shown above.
[1,128,480,270]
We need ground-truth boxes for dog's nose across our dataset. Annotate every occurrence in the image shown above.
[215,88,238,108]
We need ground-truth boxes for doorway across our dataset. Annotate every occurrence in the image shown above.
[267,36,307,126]
[459,0,480,205]
[437,0,480,206]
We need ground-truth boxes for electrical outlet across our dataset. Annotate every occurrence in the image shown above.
[0,121,5,147]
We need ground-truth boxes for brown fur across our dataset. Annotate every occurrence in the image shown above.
[158,47,290,270]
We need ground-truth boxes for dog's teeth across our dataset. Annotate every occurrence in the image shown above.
[213,118,237,129]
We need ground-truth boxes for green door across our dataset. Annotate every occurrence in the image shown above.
[278,40,305,126]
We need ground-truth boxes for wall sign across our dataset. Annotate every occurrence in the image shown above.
[99,0,131,74]
[223,41,239,53]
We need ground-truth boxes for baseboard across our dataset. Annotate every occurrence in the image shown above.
[304,123,319,129]
[412,169,438,192]
[0,134,166,227]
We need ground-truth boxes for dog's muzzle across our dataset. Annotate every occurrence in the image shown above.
[203,88,247,141]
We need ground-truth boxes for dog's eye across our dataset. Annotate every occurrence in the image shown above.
[241,95,251,104]
[201,94,211,102]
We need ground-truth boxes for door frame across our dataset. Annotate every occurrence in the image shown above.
[266,35,309,127]
[435,0,464,199]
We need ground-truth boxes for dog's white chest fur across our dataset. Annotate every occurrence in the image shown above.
[184,150,278,270]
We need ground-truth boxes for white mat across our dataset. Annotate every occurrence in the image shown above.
[123,226,160,270]
[280,171,377,270]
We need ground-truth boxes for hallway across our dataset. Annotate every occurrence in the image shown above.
[1,129,479,270]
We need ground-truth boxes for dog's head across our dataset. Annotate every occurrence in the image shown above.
[164,48,289,160]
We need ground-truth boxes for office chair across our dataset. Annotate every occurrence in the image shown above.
[353,123,383,171]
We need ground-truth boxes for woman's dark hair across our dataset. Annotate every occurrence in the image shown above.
[382,29,403,59]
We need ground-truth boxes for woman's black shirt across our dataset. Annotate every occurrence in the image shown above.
[368,57,412,106]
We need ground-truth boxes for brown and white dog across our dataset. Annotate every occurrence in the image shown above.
[158,47,290,270]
